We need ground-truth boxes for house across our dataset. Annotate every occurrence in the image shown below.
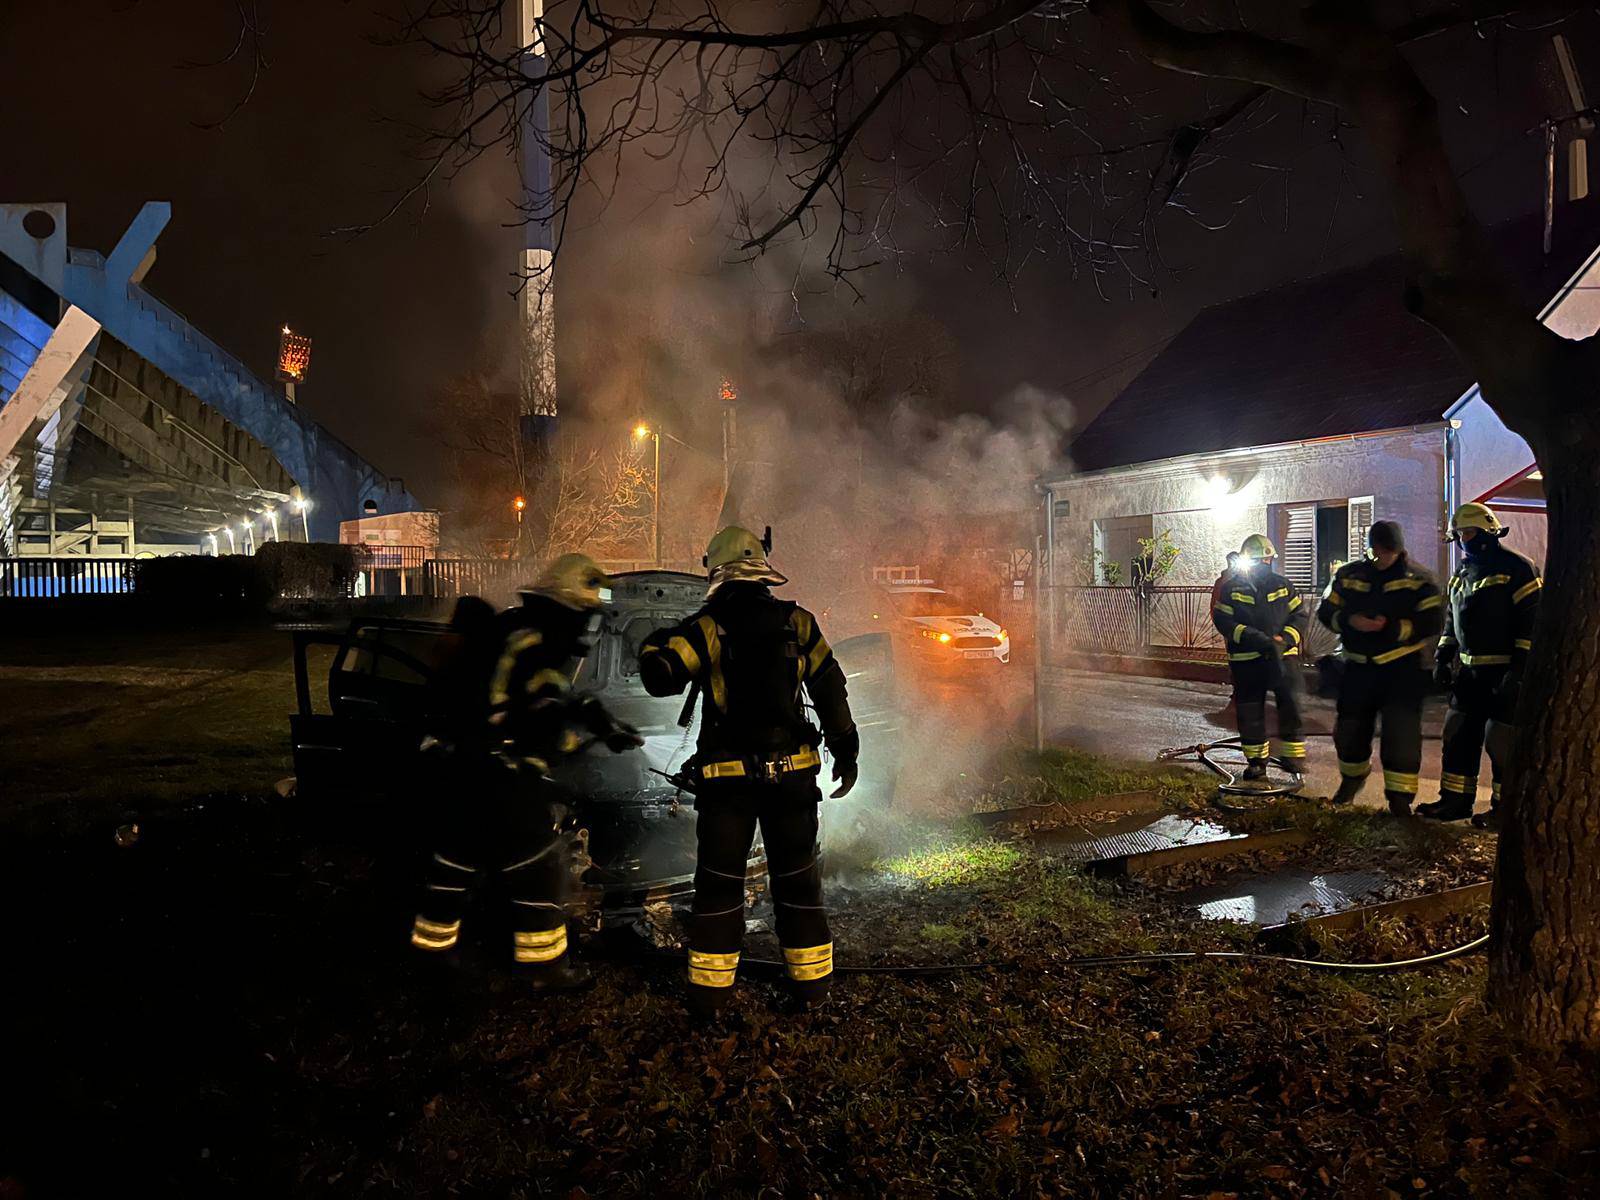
[1038,206,1599,608]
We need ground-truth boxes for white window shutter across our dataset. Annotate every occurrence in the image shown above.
[1280,503,1317,593]
[1348,497,1374,562]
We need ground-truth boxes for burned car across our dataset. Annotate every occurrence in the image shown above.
[289,570,898,921]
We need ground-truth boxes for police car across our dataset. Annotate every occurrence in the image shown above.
[882,581,1011,665]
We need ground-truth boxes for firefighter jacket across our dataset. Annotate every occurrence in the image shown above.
[637,582,857,782]
[1438,541,1541,671]
[1211,567,1310,664]
[487,596,621,772]
[1316,555,1444,667]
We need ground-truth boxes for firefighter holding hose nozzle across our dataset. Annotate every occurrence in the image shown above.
[1212,534,1310,781]
[1317,521,1444,815]
[637,526,858,1017]
[409,553,643,991]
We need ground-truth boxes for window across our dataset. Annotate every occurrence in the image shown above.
[1092,515,1153,586]
[1273,497,1370,593]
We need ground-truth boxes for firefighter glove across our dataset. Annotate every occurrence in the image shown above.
[1495,670,1523,701]
[1240,627,1277,653]
[830,759,858,799]
[604,720,645,753]
[1433,659,1455,688]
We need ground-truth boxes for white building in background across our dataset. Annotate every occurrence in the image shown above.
[1039,203,1595,599]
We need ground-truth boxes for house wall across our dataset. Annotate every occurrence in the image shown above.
[1452,391,1536,505]
[1047,427,1450,589]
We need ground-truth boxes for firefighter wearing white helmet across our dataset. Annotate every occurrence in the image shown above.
[409,552,642,992]
[1316,520,1445,815]
[1417,503,1541,827]
[637,526,858,1016]
[1211,534,1310,781]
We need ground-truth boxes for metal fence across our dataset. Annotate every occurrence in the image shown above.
[1044,584,1339,664]
[0,558,136,597]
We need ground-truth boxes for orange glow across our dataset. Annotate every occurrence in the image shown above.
[276,327,313,383]
[938,632,952,644]
[633,423,651,440]
[720,377,738,403]
[513,495,527,511]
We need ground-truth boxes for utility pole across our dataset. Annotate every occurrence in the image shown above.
[652,430,662,567]
[516,0,557,449]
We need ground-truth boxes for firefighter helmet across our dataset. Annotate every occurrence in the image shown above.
[1448,502,1505,538]
[704,525,786,592]
[527,552,613,611]
[1240,533,1277,561]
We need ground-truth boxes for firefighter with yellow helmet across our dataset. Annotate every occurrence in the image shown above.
[1211,534,1311,779]
[409,553,642,990]
[1416,503,1541,827]
[1316,521,1444,814]
[637,526,857,1016]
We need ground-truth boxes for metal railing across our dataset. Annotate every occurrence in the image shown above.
[0,557,136,597]
[1045,584,1339,664]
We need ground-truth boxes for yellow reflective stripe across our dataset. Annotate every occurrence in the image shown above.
[1283,625,1302,645]
[689,948,740,988]
[513,928,568,964]
[1383,577,1426,591]
[1513,578,1542,603]
[411,930,459,950]
[1213,602,1235,616]
[1460,653,1512,666]
[1513,638,1532,651]
[1492,782,1503,801]
[1338,760,1371,778]
[1229,652,1262,662]
[1370,641,1425,665]
[787,746,822,771]
[526,667,570,697]
[783,943,833,966]
[702,746,820,779]
[1416,594,1443,611]
[1266,587,1290,602]
[1287,594,1302,611]
[1382,770,1419,794]
[1276,740,1306,758]
[1340,650,1368,663]
[665,635,702,676]
[1240,743,1269,759]
[415,916,461,937]
[788,959,833,982]
[1230,592,1256,605]
[1323,588,1344,607]
[1397,619,1413,643]
[1467,573,1512,595]
[1343,578,1371,592]
[1440,772,1476,793]
[513,927,566,948]
[1438,634,1458,647]
[807,633,834,678]
[702,760,747,779]
[489,630,541,705]
[1232,623,1249,643]
[698,616,728,711]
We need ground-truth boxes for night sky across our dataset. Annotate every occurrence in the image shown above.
[2,1,1586,505]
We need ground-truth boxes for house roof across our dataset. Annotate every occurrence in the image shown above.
[1063,203,1600,476]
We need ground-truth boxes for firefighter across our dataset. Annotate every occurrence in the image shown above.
[1209,550,1240,612]
[1316,521,1445,815]
[1211,534,1310,779]
[1416,503,1541,826]
[637,526,858,1017]
[409,553,643,990]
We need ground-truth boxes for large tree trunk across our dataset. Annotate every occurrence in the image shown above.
[1490,443,1600,1043]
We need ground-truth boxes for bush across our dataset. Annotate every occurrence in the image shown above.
[255,542,358,599]
[130,555,272,608]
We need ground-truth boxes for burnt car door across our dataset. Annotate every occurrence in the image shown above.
[830,631,901,804]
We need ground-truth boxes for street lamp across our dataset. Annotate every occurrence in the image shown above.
[513,494,527,557]
[239,519,254,555]
[265,507,280,542]
[632,422,661,567]
[291,496,311,541]
[206,531,220,556]
[224,526,236,553]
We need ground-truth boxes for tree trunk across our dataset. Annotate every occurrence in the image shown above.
[1489,442,1600,1044]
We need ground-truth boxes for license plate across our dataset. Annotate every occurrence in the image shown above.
[963,651,991,660]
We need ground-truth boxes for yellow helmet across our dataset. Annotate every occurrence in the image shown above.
[1240,533,1277,561]
[705,525,767,571]
[1449,502,1504,537]
[528,552,613,611]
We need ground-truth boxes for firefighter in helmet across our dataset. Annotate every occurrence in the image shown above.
[1416,503,1540,827]
[1316,521,1444,814]
[410,553,643,990]
[1211,534,1310,779]
[637,526,858,1016]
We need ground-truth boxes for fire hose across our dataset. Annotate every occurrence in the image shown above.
[626,934,1488,977]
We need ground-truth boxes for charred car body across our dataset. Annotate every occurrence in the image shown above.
[289,571,898,921]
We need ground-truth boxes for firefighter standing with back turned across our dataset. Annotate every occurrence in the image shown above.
[409,554,642,990]
[1317,521,1445,815]
[1416,503,1541,828]
[1212,535,1310,779]
[637,527,858,1017]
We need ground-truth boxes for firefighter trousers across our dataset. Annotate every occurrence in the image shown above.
[1333,662,1426,801]
[688,776,832,1012]
[410,758,573,973]
[1440,666,1517,806]
[1230,655,1305,764]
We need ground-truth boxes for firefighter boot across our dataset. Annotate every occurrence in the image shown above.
[1242,758,1269,782]
[1471,806,1501,831]
[1330,775,1366,806]
[1420,795,1475,823]
[525,958,595,994]
[1386,791,1414,818]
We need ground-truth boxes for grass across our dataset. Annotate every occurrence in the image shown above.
[975,744,1216,812]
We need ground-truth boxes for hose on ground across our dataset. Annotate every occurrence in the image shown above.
[625,934,1489,977]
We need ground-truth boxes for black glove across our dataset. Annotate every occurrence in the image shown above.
[1240,627,1276,653]
[1495,670,1522,700]
[604,720,645,754]
[830,759,858,799]
[1433,657,1455,688]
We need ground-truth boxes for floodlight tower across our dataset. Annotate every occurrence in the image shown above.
[517,0,557,453]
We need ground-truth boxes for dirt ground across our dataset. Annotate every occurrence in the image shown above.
[4,627,1598,1198]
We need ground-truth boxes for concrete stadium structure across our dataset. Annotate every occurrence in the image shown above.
[0,202,415,556]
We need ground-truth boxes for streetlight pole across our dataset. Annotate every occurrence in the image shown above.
[633,423,662,567]
[513,494,527,556]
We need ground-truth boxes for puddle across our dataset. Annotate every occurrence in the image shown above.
[1038,813,1242,863]
[1177,868,1394,925]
